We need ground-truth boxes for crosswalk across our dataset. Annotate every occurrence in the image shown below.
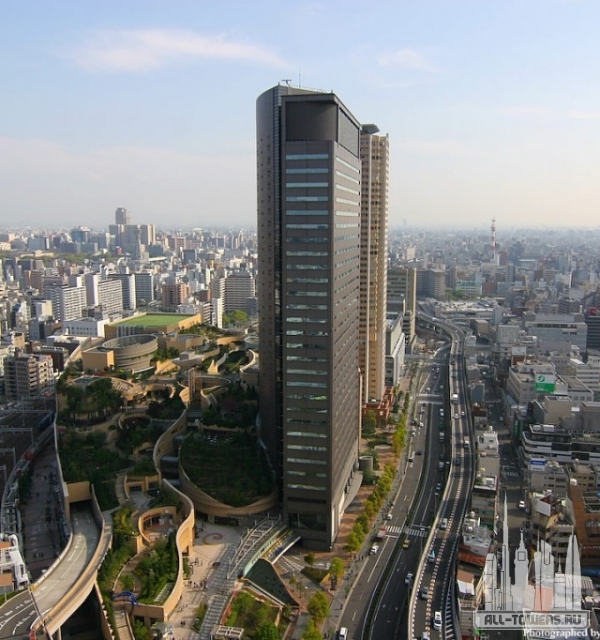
[381,524,431,538]
[403,525,430,538]
[385,525,403,535]
[502,467,519,478]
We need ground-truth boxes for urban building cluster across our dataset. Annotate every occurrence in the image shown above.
[3,83,600,636]
[408,231,600,635]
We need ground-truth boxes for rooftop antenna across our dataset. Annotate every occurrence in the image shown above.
[281,78,292,87]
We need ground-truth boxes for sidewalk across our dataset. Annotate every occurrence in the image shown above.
[167,521,241,639]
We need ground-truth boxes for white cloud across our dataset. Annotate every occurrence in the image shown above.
[377,48,438,72]
[69,28,287,71]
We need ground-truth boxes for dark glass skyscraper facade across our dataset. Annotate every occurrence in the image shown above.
[257,86,363,549]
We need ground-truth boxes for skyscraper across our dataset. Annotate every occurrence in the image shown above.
[257,85,365,549]
[115,207,131,225]
[359,128,389,404]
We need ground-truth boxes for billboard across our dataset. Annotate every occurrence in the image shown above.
[535,373,555,394]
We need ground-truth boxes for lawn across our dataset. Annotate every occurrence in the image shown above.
[116,313,194,327]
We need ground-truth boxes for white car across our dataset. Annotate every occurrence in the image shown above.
[370,544,379,555]
[519,500,526,509]
[433,610,442,630]
[405,572,414,585]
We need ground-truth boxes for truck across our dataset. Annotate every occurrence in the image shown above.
[452,393,459,404]
[376,526,387,541]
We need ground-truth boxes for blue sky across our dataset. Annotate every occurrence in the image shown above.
[1,0,600,231]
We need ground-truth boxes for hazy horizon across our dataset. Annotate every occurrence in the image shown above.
[2,1,600,230]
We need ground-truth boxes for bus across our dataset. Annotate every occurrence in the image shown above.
[463,437,470,449]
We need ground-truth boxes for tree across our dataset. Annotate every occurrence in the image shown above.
[345,531,361,553]
[255,622,280,640]
[132,620,151,640]
[356,514,369,535]
[362,410,377,436]
[120,574,134,592]
[351,522,365,543]
[329,557,344,581]
[307,591,329,624]
[223,310,249,327]
[301,619,322,640]
[305,552,316,566]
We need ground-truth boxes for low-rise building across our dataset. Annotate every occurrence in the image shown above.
[521,424,600,466]
[0,533,29,592]
[3,351,54,400]
[528,492,573,565]
[63,316,109,338]
[471,474,498,530]
[527,459,568,497]
[566,479,600,568]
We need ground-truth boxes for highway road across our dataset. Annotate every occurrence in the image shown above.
[410,317,476,639]
[337,343,450,640]
[0,502,100,640]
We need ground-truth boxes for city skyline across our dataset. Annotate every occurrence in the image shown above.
[2,1,600,229]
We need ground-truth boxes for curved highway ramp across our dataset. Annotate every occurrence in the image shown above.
[0,502,108,640]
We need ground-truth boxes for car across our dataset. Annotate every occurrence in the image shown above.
[433,610,442,630]
[416,450,422,456]
[403,538,411,549]
[405,572,414,585]
[436,483,442,491]
[422,633,430,640]
[338,628,348,640]
[461,411,466,417]
[370,544,379,555]
[454,414,459,419]
[455,457,461,466]
[387,512,393,520]
[519,500,526,509]
[428,549,436,563]
[440,518,448,530]
[420,586,429,600]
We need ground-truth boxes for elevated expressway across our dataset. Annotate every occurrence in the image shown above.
[0,501,109,640]
[409,318,476,639]
[0,426,111,640]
